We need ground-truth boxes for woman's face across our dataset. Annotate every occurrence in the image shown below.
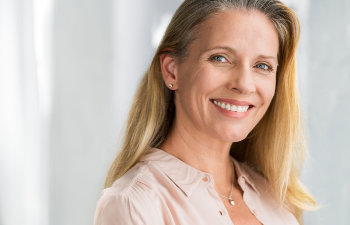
[172,9,279,143]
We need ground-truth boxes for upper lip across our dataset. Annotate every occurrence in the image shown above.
[211,98,254,107]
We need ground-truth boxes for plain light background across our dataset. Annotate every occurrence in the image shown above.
[0,0,349,225]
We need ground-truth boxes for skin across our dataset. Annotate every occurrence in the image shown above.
[160,9,279,224]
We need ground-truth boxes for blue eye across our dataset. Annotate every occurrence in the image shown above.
[210,55,228,63]
[256,63,271,71]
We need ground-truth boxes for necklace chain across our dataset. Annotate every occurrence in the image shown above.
[219,180,235,206]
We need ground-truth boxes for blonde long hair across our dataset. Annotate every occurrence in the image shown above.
[105,0,317,222]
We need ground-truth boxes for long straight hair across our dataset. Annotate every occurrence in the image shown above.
[105,0,317,223]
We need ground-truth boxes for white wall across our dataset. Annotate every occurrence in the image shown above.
[49,0,183,224]
[302,0,350,223]
[1,0,349,224]
[49,0,115,224]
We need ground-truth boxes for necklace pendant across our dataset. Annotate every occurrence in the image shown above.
[229,198,235,206]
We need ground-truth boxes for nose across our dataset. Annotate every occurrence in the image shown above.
[229,64,256,95]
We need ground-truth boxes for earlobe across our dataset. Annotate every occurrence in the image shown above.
[159,53,178,90]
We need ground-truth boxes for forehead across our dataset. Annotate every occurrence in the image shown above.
[189,9,279,58]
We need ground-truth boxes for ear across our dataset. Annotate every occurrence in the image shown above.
[159,53,178,90]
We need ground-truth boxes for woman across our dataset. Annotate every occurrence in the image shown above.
[94,0,317,224]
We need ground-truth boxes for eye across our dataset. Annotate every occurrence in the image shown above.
[209,55,228,63]
[255,63,272,72]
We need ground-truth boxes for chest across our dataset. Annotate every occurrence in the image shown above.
[222,195,263,225]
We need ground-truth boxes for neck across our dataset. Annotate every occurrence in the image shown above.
[159,116,235,194]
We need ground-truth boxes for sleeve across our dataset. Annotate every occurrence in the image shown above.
[93,189,162,225]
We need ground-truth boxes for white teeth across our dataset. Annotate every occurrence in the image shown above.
[212,100,250,113]
[231,105,237,111]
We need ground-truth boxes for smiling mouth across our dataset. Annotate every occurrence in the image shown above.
[210,99,254,113]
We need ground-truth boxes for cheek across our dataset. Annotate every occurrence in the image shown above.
[195,68,224,93]
[176,67,210,116]
[266,87,276,107]
[261,77,276,106]
[179,66,223,98]
[254,78,276,123]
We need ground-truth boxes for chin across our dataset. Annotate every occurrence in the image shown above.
[221,129,250,143]
[230,134,249,143]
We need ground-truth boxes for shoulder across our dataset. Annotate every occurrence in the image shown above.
[93,162,164,225]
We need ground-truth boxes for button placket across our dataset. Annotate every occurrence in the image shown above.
[212,189,232,223]
[204,178,230,224]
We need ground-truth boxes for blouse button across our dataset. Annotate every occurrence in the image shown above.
[202,176,209,182]
[219,210,223,216]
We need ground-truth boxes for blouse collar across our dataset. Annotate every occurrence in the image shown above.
[139,148,259,197]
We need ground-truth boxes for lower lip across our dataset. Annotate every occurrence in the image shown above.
[211,101,252,119]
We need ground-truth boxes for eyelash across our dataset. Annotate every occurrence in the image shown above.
[209,55,274,72]
[255,63,273,72]
[208,55,228,63]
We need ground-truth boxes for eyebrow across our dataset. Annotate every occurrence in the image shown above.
[255,54,279,65]
[200,46,278,65]
[200,46,237,57]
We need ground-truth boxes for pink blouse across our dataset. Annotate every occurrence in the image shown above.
[94,148,299,225]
